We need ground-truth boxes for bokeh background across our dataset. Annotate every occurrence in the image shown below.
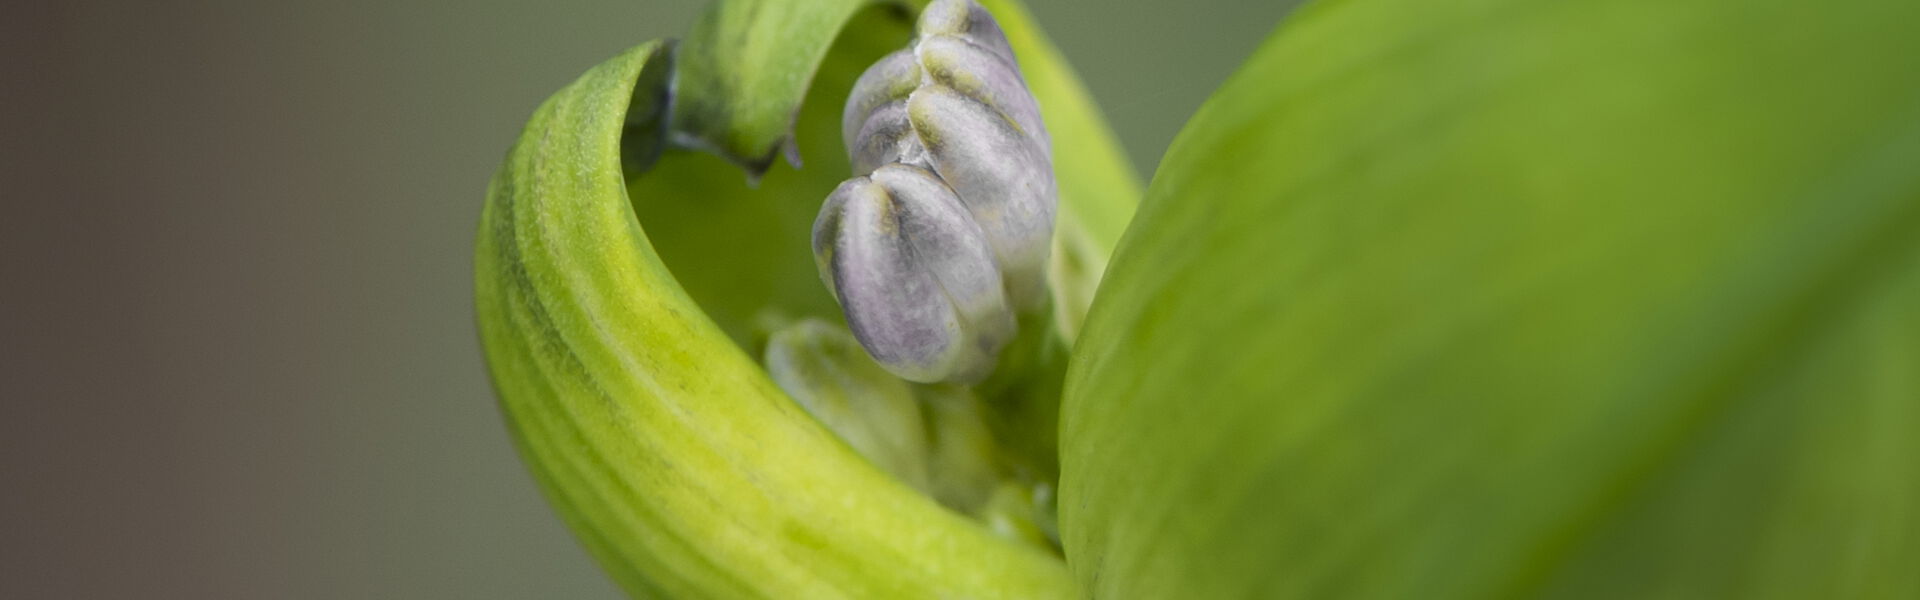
[3,0,1294,597]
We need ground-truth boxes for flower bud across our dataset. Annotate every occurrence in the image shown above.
[763,318,931,490]
[917,0,1018,68]
[823,0,1057,382]
[906,84,1055,306]
[813,164,1017,383]
[843,49,922,173]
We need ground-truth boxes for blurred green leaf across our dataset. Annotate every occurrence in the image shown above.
[1062,0,1920,598]
[475,0,1136,597]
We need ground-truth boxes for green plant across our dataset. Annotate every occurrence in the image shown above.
[475,0,1920,597]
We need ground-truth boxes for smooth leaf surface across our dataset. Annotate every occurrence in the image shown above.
[476,0,1136,597]
[1063,0,1920,598]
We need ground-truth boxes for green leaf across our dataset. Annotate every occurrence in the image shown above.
[475,0,1135,597]
[1061,0,1920,598]
[670,0,883,170]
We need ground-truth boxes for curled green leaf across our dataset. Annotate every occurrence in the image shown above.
[477,38,1076,598]
[475,0,1135,597]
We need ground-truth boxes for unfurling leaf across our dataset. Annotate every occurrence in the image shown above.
[474,0,1134,597]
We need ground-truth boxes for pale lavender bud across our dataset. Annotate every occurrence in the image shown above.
[820,0,1053,382]
[813,164,1016,383]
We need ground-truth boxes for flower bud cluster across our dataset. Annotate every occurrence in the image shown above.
[813,0,1056,383]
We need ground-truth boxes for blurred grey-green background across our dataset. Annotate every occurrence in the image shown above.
[1,0,1291,597]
